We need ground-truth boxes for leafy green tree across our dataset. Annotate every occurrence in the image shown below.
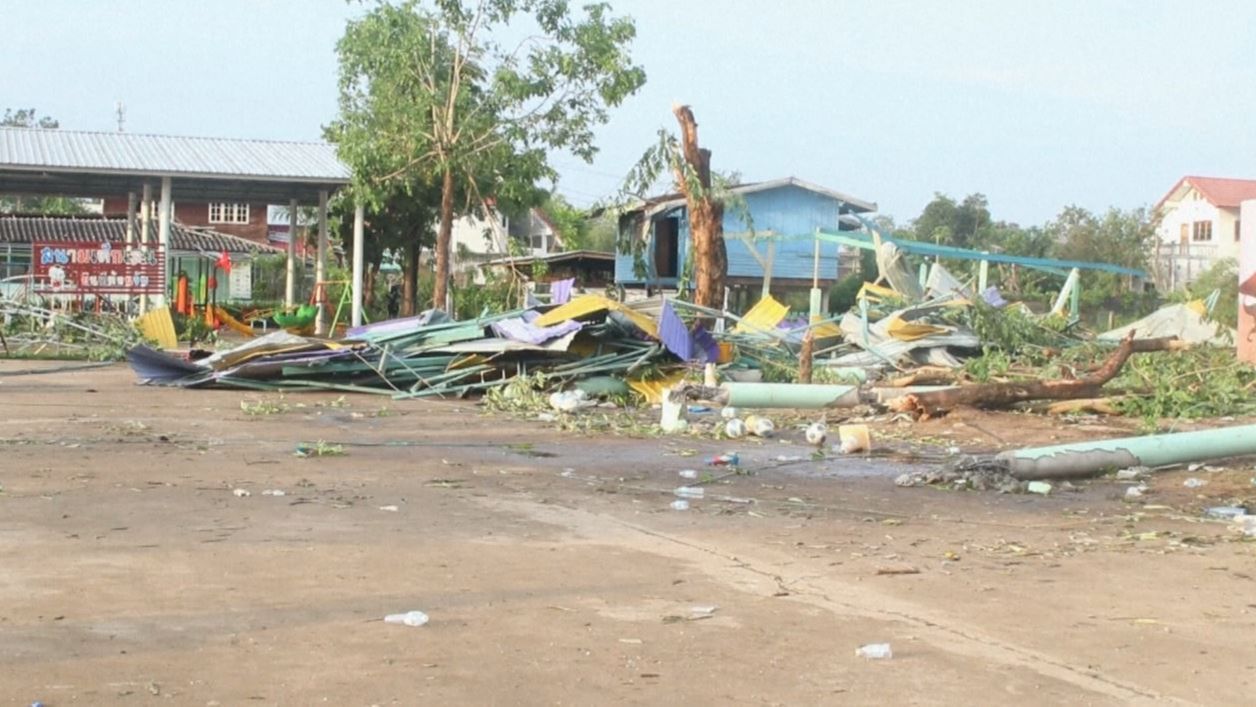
[910,193,990,249]
[329,0,645,312]
[540,193,589,250]
[583,211,618,252]
[1048,205,1157,309]
[1182,257,1238,328]
[0,109,88,215]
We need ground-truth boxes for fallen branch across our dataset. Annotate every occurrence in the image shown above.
[887,366,956,387]
[1127,336,1192,353]
[890,331,1158,419]
[1043,397,1121,416]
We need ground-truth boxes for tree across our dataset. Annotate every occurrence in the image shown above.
[333,180,443,316]
[909,192,990,249]
[1048,205,1157,307]
[539,193,589,250]
[620,105,728,308]
[0,108,88,215]
[329,0,646,312]
[1184,257,1238,328]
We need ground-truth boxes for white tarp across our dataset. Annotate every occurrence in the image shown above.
[1098,302,1233,345]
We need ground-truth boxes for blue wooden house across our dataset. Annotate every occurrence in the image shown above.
[614,177,876,308]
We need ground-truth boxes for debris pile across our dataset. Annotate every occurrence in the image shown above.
[1,299,145,360]
[125,296,719,398]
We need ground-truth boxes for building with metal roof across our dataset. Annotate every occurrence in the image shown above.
[0,127,348,203]
[615,176,877,308]
[0,126,364,329]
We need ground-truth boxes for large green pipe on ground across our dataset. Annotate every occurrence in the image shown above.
[720,382,860,409]
[997,424,1256,480]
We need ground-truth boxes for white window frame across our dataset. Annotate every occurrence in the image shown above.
[208,202,250,224]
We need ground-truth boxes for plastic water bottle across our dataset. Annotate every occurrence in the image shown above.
[855,643,892,659]
[674,486,705,499]
[678,469,698,480]
[384,610,429,627]
[707,453,739,467]
[670,499,690,511]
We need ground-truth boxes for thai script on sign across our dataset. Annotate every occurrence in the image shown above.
[32,241,165,296]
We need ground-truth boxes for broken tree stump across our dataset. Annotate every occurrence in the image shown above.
[798,330,814,384]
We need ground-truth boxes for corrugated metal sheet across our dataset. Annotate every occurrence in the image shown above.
[0,215,284,254]
[0,128,349,182]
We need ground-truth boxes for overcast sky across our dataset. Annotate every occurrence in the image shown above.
[6,0,1256,225]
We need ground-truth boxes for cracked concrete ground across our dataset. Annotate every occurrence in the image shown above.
[1,362,1254,705]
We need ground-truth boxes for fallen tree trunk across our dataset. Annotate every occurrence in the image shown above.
[890,332,1176,419]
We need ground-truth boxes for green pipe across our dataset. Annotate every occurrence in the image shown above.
[997,423,1256,480]
[720,382,860,409]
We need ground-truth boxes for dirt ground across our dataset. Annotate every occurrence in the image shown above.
[2,362,1254,705]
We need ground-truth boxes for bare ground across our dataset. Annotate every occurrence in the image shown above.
[1,362,1254,705]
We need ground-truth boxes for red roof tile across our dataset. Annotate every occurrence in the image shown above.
[1160,176,1256,209]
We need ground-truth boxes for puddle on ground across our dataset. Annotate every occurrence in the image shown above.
[496,439,922,480]
[734,447,914,479]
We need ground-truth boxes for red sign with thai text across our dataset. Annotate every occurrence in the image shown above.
[32,241,166,296]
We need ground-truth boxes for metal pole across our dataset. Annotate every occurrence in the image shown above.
[315,190,329,335]
[139,183,152,313]
[811,238,821,288]
[809,238,822,324]
[125,192,137,246]
[721,382,861,409]
[760,239,776,299]
[998,423,1256,480]
[352,201,365,327]
[978,254,989,292]
[140,183,152,245]
[285,198,298,307]
[157,177,172,307]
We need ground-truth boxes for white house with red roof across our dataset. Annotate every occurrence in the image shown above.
[1155,175,1256,287]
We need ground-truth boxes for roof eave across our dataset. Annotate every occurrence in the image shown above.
[0,163,349,185]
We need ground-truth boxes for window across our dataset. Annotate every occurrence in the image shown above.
[530,233,551,252]
[1191,220,1212,242]
[1179,223,1189,243]
[208,203,250,224]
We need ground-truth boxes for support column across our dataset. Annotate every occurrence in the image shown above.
[157,177,172,307]
[125,192,137,246]
[978,254,989,292]
[315,190,329,335]
[285,199,298,307]
[139,183,152,313]
[352,201,365,327]
[809,238,822,324]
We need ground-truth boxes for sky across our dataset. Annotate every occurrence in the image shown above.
[5,0,1256,226]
